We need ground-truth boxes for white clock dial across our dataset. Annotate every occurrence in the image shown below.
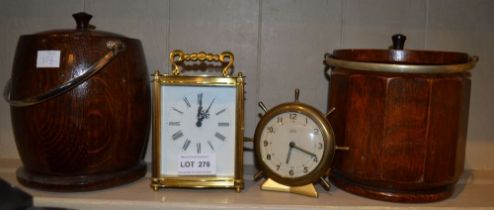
[260,112,325,178]
[160,85,236,177]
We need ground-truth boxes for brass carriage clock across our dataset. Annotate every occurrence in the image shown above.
[151,50,244,192]
[254,89,347,197]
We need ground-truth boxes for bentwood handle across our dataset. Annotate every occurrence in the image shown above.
[4,40,126,107]
[169,49,234,77]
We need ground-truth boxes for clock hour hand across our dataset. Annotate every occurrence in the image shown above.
[286,142,294,164]
[196,112,205,127]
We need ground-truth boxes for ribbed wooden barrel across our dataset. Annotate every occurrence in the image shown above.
[6,12,150,191]
[325,35,477,202]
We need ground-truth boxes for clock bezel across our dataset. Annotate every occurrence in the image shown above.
[151,72,245,191]
[254,102,335,186]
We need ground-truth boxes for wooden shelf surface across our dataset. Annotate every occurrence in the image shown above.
[1,159,494,210]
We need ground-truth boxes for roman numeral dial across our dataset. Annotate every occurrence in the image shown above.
[160,84,238,179]
[164,91,234,155]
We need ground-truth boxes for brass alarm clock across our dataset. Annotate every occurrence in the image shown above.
[254,89,346,197]
[151,50,245,192]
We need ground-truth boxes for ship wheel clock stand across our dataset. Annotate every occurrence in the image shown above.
[253,89,348,197]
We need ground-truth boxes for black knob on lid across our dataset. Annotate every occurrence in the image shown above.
[73,12,93,30]
[391,34,406,50]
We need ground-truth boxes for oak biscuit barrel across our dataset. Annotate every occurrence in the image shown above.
[4,12,150,191]
[325,35,478,202]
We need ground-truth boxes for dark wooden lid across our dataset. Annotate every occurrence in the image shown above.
[25,12,129,39]
[326,34,477,74]
[331,49,470,65]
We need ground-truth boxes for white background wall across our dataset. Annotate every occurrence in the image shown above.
[1,0,493,169]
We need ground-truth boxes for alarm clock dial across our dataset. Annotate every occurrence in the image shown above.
[259,111,326,181]
[160,85,236,177]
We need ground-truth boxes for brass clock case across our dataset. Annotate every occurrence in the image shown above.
[254,102,336,187]
[151,50,245,192]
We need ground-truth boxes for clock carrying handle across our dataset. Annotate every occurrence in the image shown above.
[169,50,234,77]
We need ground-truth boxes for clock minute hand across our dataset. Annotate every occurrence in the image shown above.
[197,93,203,118]
[292,143,317,158]
[196,93,204,127]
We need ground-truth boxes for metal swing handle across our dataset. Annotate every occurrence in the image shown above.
[3,40,126,107]
[169,49,234,77]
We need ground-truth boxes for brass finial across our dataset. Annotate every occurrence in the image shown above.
[294,88,300,102]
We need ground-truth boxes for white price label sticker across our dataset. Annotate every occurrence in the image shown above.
[36,50,61,68]
[177,154,216,176]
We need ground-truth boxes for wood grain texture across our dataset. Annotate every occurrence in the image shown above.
[328,49,471,202]
[9,25,150,191]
